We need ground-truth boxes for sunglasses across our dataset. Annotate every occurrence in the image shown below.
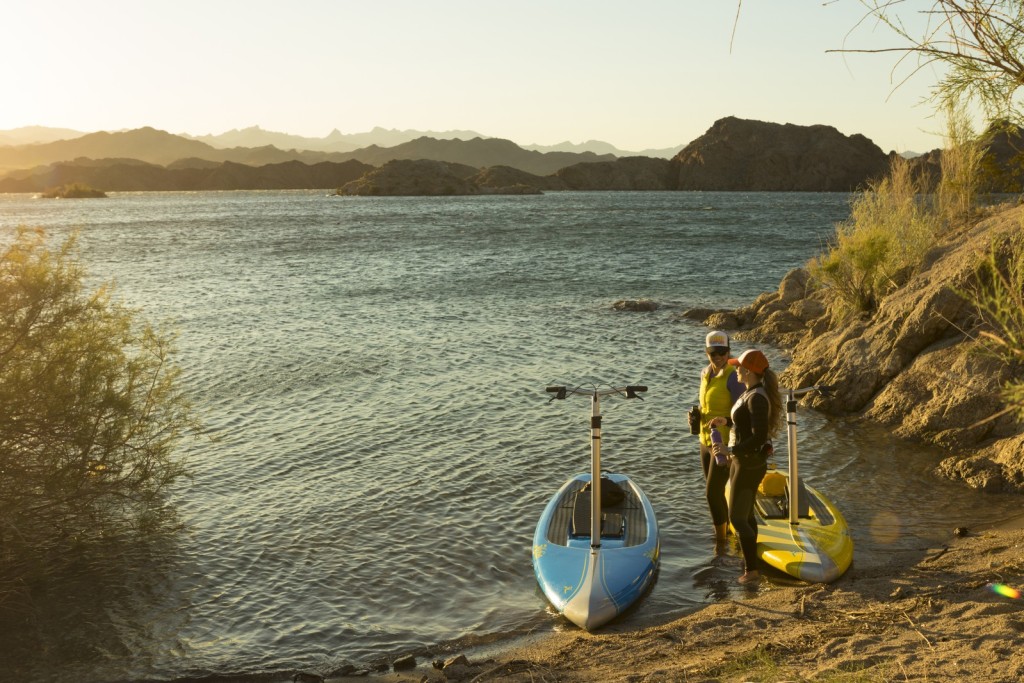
[706,348,729,357]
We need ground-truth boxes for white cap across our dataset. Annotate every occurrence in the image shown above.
[705,330,729,349]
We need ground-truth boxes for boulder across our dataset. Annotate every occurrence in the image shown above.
[612,298,658,312]
[392,653,416,671]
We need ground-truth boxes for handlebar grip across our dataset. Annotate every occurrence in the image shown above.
[546,386,567,400]
[626,385,647,398]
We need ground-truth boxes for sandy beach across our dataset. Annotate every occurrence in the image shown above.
[340,514,1024,682]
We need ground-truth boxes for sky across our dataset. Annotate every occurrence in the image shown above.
[2,1,954,153]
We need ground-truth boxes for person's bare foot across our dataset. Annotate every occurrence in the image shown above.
[737,570,761,584]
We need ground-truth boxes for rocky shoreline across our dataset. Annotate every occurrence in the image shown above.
[693,202,1024,494]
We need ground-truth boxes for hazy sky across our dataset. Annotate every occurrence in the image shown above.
[4,1,951,153]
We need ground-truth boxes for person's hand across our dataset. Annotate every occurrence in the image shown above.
[711,443,726,458]
[709,417,727,428]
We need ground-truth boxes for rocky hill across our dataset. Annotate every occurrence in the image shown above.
[186,125,487,153]
[554,156,676,190]
[0,126,86,146]
[1,124,681,159]
[901,122,1024,193]
[0,127,611,177]
[542,118,897,192]
[696,204,1024,493]
[336,159,547,196]
[674,116,891,191]
[340,136,615,177]
[0,158,373,192]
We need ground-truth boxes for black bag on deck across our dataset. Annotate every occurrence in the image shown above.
[581,477,626,506]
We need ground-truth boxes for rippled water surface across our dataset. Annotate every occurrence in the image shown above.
[1,191,1019,682]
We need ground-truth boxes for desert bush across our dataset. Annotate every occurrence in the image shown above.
[0,228,196,580]
[962,228,1024,422]
[937,103,985,228]
[810,103,986,320]
[809,156,938,318]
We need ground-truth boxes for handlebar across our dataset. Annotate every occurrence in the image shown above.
[787,384,834,398]
[546,384,648,400]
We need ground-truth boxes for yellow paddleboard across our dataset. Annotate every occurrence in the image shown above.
[731,469,853,583]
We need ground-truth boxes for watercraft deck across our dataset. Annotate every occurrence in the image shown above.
[750,472,852,583]
[544,478,649,547]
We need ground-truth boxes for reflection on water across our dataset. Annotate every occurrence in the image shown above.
[0,532,189,682]
[0,191,1019,682]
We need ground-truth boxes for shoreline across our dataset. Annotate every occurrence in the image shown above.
[329,512,1024,682]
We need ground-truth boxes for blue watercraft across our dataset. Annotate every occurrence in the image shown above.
[532,384,659,630]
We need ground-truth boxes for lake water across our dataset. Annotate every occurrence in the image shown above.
[1,190,1020,682]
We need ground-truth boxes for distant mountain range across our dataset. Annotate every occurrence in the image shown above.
[0,125,683,160]
[0,126,88,147]
[0,117,918,194]
[0,127,626,177]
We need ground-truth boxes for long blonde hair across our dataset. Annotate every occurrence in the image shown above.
[760,368,784,439]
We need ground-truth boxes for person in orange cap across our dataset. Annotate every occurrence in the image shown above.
[709,348,783,584]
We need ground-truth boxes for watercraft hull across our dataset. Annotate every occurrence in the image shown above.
[734,470,853,582]
[532,473,659,629]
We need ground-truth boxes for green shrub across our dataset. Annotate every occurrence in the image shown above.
[937,103,984,228]
[0,228,196,581]
[809,157,938,319]
[963,228,1024,422]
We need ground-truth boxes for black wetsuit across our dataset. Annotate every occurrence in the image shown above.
[728,384,770,573]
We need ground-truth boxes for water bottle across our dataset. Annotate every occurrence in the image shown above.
[710,427,728,466]
[687,405,701,435]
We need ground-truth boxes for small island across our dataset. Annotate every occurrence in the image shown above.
[40,183,107,198]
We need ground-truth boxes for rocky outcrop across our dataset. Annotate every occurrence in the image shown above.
[40,183,106,198]
[554,157,675,190]
[612,298,659,312]
[0,158,374,192]
[704,205,1024,492]
[337,159,482,196]
[336,159,546,196]
[472,165,564,193]
[343,136,616,177]
[898,122,1024,194]
[673,117,890,191]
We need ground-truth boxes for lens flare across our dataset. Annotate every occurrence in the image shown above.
[988,583,1021,599]
[869,511,901,544]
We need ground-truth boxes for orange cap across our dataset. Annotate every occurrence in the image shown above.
[728,349,769,374]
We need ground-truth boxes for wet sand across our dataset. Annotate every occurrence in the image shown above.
[339,514,1024,682]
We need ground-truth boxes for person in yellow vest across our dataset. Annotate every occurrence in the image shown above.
[695,330,743,549]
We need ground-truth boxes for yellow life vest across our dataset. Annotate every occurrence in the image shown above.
[698,363,737,447]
